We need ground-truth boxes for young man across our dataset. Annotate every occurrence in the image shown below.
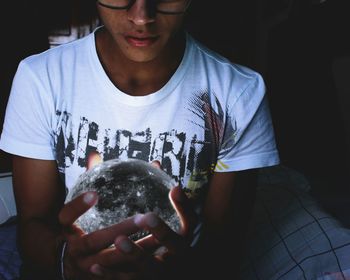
[0,0,280,279]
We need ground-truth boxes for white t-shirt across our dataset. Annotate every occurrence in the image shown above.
[0,29,279,202]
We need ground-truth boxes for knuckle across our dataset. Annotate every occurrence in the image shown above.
[58,210,67,225]
[154,229,172,244]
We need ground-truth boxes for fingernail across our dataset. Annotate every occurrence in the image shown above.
[151,160,161,169]
[118,239,133,253]
[146,213,159,228]
[134,213,144,226]
[90,264,104,276]
[83,192,95,204]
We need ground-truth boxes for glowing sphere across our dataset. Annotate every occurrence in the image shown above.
[68,158,180,240]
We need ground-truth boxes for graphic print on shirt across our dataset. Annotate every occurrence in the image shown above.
[54,90,237,198]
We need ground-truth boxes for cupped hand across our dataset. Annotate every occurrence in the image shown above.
[90,185,199,279]
[96,161,198,279]
[57,159,198,279]
[58,191,150,279]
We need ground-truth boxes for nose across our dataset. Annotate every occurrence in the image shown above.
[127,0,156,25]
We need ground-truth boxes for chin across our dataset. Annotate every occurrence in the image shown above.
[125,51,159,63]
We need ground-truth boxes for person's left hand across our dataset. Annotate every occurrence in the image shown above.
[87,185,197,279]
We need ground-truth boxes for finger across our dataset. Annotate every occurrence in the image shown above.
[135,234,159,251]
[135,234,172,261]
[135,186,195,251]
[59,191,98,227]
[90,263,139,280]
[84,235,164,278]
[89,264,105,278]
[134,212,186,254]
[85,236,145,267]
[113,235,147,271]
[87,152,102,170]
[74,215,142,255]
[169,185,197,236]
[66,234,145,276]
[87,236,147,275]
[150,160,161,169]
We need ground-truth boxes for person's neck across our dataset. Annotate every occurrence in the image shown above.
[95,28,186,96]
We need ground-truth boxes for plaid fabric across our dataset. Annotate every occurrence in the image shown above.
[240,165,350,280]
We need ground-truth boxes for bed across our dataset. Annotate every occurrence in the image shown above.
[0,173,20,280]
[240,165,350,280]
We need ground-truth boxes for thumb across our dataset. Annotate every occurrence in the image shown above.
[169,186,197,237]
[87,152,102,171]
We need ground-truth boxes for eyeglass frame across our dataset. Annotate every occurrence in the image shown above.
[97,0,192,15]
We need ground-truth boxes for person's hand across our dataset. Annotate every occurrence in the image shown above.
[146,160,198,258]
[128,161,198,277]
[58,187,197,279]
[137,185,197,257]
[58,157,198,279]
[59,191,153,279]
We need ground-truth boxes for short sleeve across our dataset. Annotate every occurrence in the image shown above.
[215,73,280,172]
[0,60,56,160]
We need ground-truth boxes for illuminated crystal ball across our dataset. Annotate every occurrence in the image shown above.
[68,158,180,240]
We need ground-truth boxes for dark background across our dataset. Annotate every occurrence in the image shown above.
[187,0,350,222]
[1,0,349,219]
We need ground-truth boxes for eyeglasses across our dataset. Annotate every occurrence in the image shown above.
[97,0,191,15]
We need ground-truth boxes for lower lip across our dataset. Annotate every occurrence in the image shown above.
[125,36,157,47]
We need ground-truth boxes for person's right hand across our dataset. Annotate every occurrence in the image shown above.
[58,191,149,279]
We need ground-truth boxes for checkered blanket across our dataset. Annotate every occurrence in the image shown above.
[240,165,350,280]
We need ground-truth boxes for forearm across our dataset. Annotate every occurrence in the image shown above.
[196,170,258,277]
[11,157,67,277]
[18,217,63,278]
